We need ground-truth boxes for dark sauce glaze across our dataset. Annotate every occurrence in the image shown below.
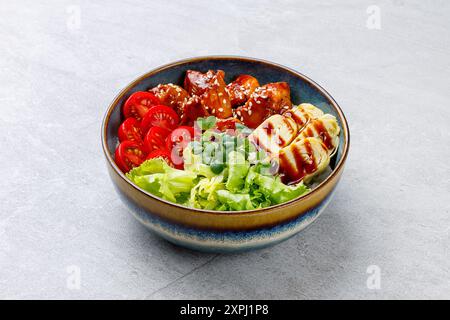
[279,140,319,185]
[262,121,275,135]
[303,140,317,173]
[251,135,260,148]
[313,120,334,150]
[284,109,306,127]
[305,127,314,137]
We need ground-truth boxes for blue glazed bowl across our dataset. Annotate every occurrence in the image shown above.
[101,56,350,252]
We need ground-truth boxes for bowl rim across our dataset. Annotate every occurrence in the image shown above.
[101,55,350,215]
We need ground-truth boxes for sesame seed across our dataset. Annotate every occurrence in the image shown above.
[218,108,223,112]
[223,99,226,104]
[248,110,252,116]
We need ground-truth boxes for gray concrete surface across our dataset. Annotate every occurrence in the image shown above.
[1,0,449,299]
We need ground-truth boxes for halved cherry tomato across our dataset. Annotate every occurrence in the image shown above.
[168,144,186,169]
[165,126,194,169]
[115,140,146,173]
[118,118,143,144]
[141,105,179,135]
[146,149,174,167]
[165,126,195,150]
[123,91,160,121]
[144,126,171,153]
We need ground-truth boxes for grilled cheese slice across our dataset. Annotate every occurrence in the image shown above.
[276,137,330,184]
[248,114,298,154]
[293,114,340,154]
[283,103,324,131]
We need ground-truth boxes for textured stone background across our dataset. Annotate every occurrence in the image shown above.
[1,0,449,299]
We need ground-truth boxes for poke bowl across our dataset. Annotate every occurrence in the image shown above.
[101,56,350,252]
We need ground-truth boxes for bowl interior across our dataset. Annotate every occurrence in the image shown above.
[105,57,346,180]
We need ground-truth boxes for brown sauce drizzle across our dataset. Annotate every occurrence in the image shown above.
[285,110,306,127]
[303,140,317,173]
[313,120,333,150]
[251,135,260,149]
[279,140,319,185]
[305,127,314,137]
[262,121,275,135]
[291,146,305,178]
[279,151,299,184]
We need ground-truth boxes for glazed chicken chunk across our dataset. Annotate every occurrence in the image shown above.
[226,74,259,107]
[183,69,232,119]
[149,83,189,117]
[184,70,225,96]
[179,95,210,126]
[235,82,292,128]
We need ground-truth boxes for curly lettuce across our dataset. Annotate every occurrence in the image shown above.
[126,158,196,203]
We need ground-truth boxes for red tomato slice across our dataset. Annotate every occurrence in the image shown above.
[115,140,146,173]
[123,91,160,121]
[141,105,179,135]
[168,144,186,169]
[146,149,174,167]
[144,126,171,153]
[165,126,194,169]
[118,118,143,144]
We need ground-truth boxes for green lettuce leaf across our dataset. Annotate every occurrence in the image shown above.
[216,190,255,211]
[245,165,310,204]
[126,158,165,179]
[225,151,250,193]
[126,158,197,203]
[188,175,225,210]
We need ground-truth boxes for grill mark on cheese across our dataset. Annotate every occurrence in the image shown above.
[279,140,320,185]
[285,109,307,127]
[313,120,334,150]
[303,139,317,173]
[262,121,275,135]
[297,119,335,151]
[277,117,295,146]
[304,126,314,138]
[251,135,260,148]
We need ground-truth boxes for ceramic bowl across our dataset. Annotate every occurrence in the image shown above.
[101,56,350,252]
